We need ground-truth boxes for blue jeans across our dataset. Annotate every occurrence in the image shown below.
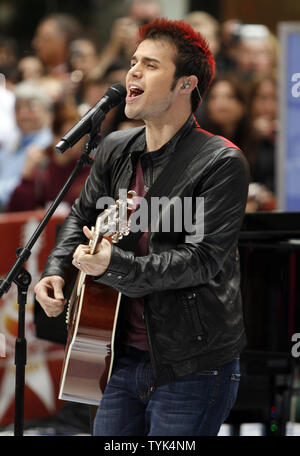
[93,346,240,436]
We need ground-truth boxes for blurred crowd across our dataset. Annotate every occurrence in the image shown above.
[0,0,279,215]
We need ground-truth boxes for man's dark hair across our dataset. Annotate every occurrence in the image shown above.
[138,18,215,111]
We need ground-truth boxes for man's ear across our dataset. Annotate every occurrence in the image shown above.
[180,75,198,92]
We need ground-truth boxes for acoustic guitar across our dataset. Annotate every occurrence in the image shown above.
[58,191,136,405]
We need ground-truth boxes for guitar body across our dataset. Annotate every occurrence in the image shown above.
[58,191,136,405]
[59,273,121,405]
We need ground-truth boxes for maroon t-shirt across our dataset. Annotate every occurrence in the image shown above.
[123,158,149,350]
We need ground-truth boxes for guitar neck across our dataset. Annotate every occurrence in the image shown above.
[89,231,103,255]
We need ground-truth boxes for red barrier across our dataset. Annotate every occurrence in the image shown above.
[0,210,67,426]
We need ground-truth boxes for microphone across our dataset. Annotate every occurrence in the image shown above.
[55,83,127,154]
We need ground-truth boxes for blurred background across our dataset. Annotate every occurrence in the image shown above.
[1,0,300,437]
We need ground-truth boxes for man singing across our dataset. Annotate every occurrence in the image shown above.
[35,18,249,436]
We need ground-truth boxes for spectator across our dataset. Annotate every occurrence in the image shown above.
[0,36,19,88]
[234,24,278,80]
[69,38,99,82]
[0,76,18,161]
[17,55,45,82]
[32,13,83,80]
[0,36,17,68]
[185,11,239,75]
[199,75,248,151]
[0,81,53,211]
[185,11,220,57]
[68,37,100,104]
[7,103,90,213]
[102,60,128,88]
[129,0,161,24]
[218,19,242,73]
[78,69,129,136]
[244,75,278,193]
[90,0,161,81]
[246,182,276,212]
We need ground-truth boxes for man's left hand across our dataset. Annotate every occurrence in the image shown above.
[72,226,112,276]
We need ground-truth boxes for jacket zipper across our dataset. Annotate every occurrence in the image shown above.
[182,292,205,342]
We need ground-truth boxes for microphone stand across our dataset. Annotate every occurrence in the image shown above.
[0,128,102,436]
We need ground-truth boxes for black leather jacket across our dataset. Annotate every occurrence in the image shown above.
[42,116,250,386]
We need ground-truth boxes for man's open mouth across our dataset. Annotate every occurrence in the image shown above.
[128,86,144,99]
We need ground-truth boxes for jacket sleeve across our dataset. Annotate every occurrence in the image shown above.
[94,148,249,297]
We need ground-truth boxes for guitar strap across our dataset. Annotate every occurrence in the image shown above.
[118,123,209,252]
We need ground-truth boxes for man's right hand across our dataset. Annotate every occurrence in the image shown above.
[34,276,66,318]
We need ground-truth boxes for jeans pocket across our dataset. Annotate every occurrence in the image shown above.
[196,369,219,376]
[222,372,241,421]
[230,373,241,382]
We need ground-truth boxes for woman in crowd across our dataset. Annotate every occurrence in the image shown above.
[199,74,248,151]
[245,75,278,193]
[198,74,277,212]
